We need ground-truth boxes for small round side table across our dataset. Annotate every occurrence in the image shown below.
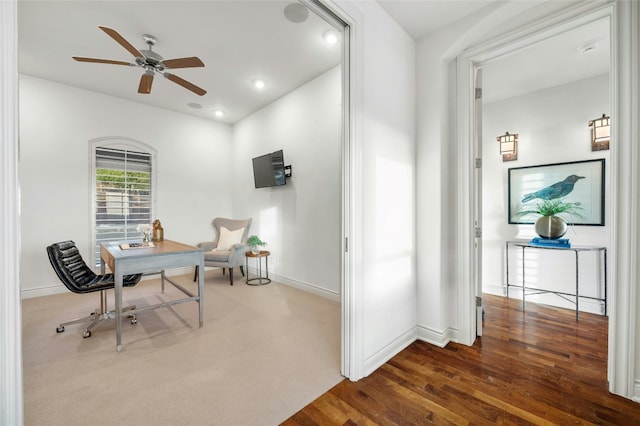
[245,250,271,285]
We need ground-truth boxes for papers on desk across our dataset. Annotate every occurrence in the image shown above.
[119,242,155,250]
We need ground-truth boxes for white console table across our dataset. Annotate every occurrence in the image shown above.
[505,240,607,320]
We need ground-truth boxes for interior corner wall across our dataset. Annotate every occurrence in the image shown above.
[230,66,342,299]
[482,74,610,314]
[19,75,233,298]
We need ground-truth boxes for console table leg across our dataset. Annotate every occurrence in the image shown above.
[521,246,526,312]
[505,242,510,298]
[575,251,579,321]
[604,248,608,316]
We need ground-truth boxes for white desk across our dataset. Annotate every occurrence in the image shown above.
[505,240,607,320]
[100,239,205,351]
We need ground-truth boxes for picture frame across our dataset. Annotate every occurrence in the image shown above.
[508,158,605,225]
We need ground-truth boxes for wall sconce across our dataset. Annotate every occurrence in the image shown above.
[496,131,518,162]
[588,113,610,151]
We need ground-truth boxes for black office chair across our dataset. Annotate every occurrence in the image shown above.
[46,240,143,338]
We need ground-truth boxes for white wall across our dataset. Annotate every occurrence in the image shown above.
[335,0,417,377]
[19,75,233,297]
[483,74,610,314]
[231,66,342,299]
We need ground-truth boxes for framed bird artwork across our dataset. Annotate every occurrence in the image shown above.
[508,158,605,225]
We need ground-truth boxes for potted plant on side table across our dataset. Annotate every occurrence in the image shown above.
[247,235,267,255]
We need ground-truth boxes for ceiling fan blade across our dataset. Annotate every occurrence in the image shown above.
[99,26,143,58]
[73,57,133,66]
[138,73,154,94]
[162,57,205,69]
[164,73,207,96]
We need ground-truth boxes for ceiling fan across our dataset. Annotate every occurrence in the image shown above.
[73,26,207,96]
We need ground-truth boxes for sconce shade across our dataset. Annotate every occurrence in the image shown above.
[497,131,518,162]
[589,114,610,151]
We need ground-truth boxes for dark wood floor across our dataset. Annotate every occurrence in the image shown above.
[283,294,640,425]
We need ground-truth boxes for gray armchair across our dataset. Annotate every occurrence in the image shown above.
[194,217,252,285]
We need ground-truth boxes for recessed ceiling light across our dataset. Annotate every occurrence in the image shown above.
[253,79,266,89]
[188,102,202,109]
[214,110,224,118]
[323,30,339,44]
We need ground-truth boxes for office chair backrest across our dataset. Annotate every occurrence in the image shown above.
[46,240,99,293]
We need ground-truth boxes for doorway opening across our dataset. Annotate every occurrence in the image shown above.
[457,1,622,394]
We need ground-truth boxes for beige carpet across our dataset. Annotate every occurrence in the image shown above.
[22,270,343,426]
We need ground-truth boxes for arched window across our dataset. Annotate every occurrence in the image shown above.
[90,138,156,266]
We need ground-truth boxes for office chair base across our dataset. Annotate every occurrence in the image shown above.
[55,305,137,338]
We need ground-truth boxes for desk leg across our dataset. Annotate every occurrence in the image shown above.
[115,271,123,352]
[575,251,580,321]
[197,256,204,327]
[161,270,166,293]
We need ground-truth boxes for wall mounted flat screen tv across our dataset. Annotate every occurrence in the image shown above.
[252,149,286,188]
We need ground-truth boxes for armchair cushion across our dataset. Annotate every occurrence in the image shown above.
[203,250,232,262]
[217,226,244,250]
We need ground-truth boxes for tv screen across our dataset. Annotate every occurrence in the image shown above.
[252,150,286,188]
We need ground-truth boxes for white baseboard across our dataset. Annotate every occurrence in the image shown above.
[484,285,506,296]
[22,284,68,299]
[258,271,340,303]
[483,286,605,315]
[21,267,194,299]
[364,327,417,377]
[416,324,458,348]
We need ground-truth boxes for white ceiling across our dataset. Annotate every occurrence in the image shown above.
[482,17,610,103]
[18,1,342,124]
[378,0,610,104]
[377,0,496,40]
[18,1,609,124]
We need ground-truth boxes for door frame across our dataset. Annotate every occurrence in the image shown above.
[456,0,639,399]
[302,0,358,380]
[0,1,22,424]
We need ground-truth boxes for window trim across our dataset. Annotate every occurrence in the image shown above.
[90,137,157,268]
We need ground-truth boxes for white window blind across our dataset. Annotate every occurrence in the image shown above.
[94,146,153,265]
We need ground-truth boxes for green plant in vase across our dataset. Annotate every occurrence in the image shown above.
[517,199,585,239]
[247,235,267,254]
